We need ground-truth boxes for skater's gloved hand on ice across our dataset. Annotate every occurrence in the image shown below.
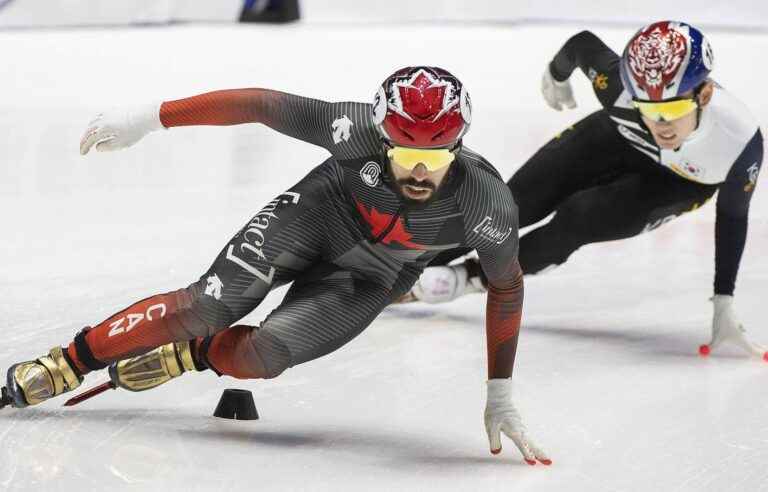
[80,103,164,155]
[541,65,577,111]
[484,379,551,465]
[700,295,767,361]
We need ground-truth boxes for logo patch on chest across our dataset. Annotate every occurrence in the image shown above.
[360,161,381,187]
[669,160,705,181]
[472,216,512,244]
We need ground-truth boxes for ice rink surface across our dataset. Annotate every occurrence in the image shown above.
[1,21,767,491]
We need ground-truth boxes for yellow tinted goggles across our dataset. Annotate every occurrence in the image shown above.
[387,146,456,171]
[632,98,698,122]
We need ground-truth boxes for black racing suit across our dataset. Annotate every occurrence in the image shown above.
[70,89,525,381]
[432,31,763,297]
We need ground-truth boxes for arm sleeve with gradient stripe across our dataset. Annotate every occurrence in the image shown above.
[159,88,378,158]
[455,156,523,379]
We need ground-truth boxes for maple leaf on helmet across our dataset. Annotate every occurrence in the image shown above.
[373,66,472,149]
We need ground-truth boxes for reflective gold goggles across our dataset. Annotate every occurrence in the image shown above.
[632,98,699,122]
[386,146,457,171]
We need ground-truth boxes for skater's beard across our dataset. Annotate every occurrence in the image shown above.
[395,177,437,204]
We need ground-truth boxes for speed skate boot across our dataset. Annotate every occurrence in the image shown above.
[109,341,203,392]
[1,347,83,409]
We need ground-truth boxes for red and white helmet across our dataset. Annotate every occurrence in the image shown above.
[372,66,471,149]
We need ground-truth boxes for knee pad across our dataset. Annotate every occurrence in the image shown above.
[201,326,290,380]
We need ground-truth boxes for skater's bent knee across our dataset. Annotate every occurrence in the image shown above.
[202,326,290,379]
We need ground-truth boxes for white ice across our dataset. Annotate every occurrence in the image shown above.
[1,22,767,492]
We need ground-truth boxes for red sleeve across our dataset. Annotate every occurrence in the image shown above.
[157,88,345,153]
[159,88,278,127]
[485,259,523,379]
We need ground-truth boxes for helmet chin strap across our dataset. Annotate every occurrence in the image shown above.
[693,81,707,130]
[379,140,395,185]
[695,102,703,130]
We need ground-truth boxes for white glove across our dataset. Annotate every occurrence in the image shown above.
[80,103,164,155]
[699,295,767,360]
[541,65,577,111]
[410,264,485,304]
[484,379,551,465]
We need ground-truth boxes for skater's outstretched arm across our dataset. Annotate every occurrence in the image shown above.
[477,209,550,465]
[700,129,765,359]
[452,161,550,464]
[80,89,375,157]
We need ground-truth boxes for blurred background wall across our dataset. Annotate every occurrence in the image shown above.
[0,0,765,29]
[301,1,768,30]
